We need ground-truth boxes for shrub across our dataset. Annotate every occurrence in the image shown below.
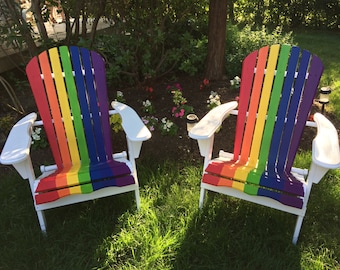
[225,24,294,77]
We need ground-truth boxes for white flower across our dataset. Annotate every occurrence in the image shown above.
[230,80,234,86]
[143,100,151,107]
[32,133,40,141]
[117,91,123,97]
[31,127,42,141]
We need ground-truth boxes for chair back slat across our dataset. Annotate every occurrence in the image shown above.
[90,49,115,161]
[275,49,311,174]
[285,54,324,170]
[204,44,324,208]
[59,47,89,165]
[38,51,72,167]
[256,44,291,171]
[49,47,81,165]
[69,46,101,163]
[247,44,280,168]
[266,46,301,174]
[233,50,258,161]
[26,55,65,168]
[26,46,132,194]
[238,46,269,164]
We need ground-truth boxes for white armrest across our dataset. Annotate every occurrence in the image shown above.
[312,113,340,169]
[111,101,151,142]
[0,113,37,165]
[111,101,151,159]
[189,101,238,140]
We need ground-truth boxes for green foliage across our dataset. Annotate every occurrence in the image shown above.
[206,91,221,110]
[114,91,126,103]
[231,0,340,30]
[93,1,208,87]
[110,114,123,133]
[96,18,294,87]
[142,100,156,114]
[159,117,178,136]
[0,114,16,135]
[0,76,25,114]
[293,30,340,118]
[169,85,194,119]
[142,115,159,132]
[177,33,208,76]
[225,24,294,77]
[1,159,340,269]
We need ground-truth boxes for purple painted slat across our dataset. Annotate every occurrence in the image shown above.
[285,55,324,170]
[90,50,114,160]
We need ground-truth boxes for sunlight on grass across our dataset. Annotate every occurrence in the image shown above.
[294,31,340,117]
[94,162,201,269]
[1,31,340,270]
[1,157,340,269]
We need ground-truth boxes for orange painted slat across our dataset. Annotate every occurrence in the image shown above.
[38,51,72,167]
[48,47,80,165]
[238,46,269,163]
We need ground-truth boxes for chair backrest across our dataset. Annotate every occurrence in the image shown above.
[26,46,118,172]
[232,44,323,203]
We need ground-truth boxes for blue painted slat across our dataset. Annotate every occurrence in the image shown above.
[80,47,107,162]
[69,46,98,162]
[266,46,300,172]
[277,49,311,173]
[285,54,324,170]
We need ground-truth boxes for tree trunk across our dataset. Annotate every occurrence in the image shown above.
[89,0,107,47]
[205,0,228,80]
[64,10,72,45]
[31,0,49,41]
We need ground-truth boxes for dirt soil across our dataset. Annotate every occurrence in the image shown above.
[0,74,338,171]
[117,75,334,164]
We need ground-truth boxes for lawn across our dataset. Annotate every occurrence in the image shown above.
[1,31,340,269]
[294,30,340,117]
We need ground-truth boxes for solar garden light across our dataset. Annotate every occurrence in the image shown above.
[186,113,199,132]
[319,86,331,114]
[186,113,199,153]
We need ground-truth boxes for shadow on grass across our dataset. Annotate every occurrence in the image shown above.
[1,157,339,269]
[174,193,302,269]
[0,168,138,269]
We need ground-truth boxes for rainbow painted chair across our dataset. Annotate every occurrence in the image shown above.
[0,46,151,232]
[189,44,340,244]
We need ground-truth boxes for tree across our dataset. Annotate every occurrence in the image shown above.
[30,0,48,41]
[205,0,228,80]
[2,0,38,56]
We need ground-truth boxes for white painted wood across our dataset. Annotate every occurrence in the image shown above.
[191,104,340,244]
[0,103,150,232]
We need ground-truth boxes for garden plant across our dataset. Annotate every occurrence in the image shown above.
[0,1,340,269]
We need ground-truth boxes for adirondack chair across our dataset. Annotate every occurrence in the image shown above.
[189,44,340,244]
[0,46,151,232]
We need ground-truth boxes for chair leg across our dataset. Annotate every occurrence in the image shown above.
[292,215,304,245]
[135,188,141,210]
[36,210,47,233]
[199,187,206,209]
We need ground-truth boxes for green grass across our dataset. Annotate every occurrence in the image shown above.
[1,30,340,269]
[293,30,340,117]
[1,155,340,269]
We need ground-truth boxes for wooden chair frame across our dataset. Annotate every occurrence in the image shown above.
[0,46,151,232]
[189,44,340,244]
